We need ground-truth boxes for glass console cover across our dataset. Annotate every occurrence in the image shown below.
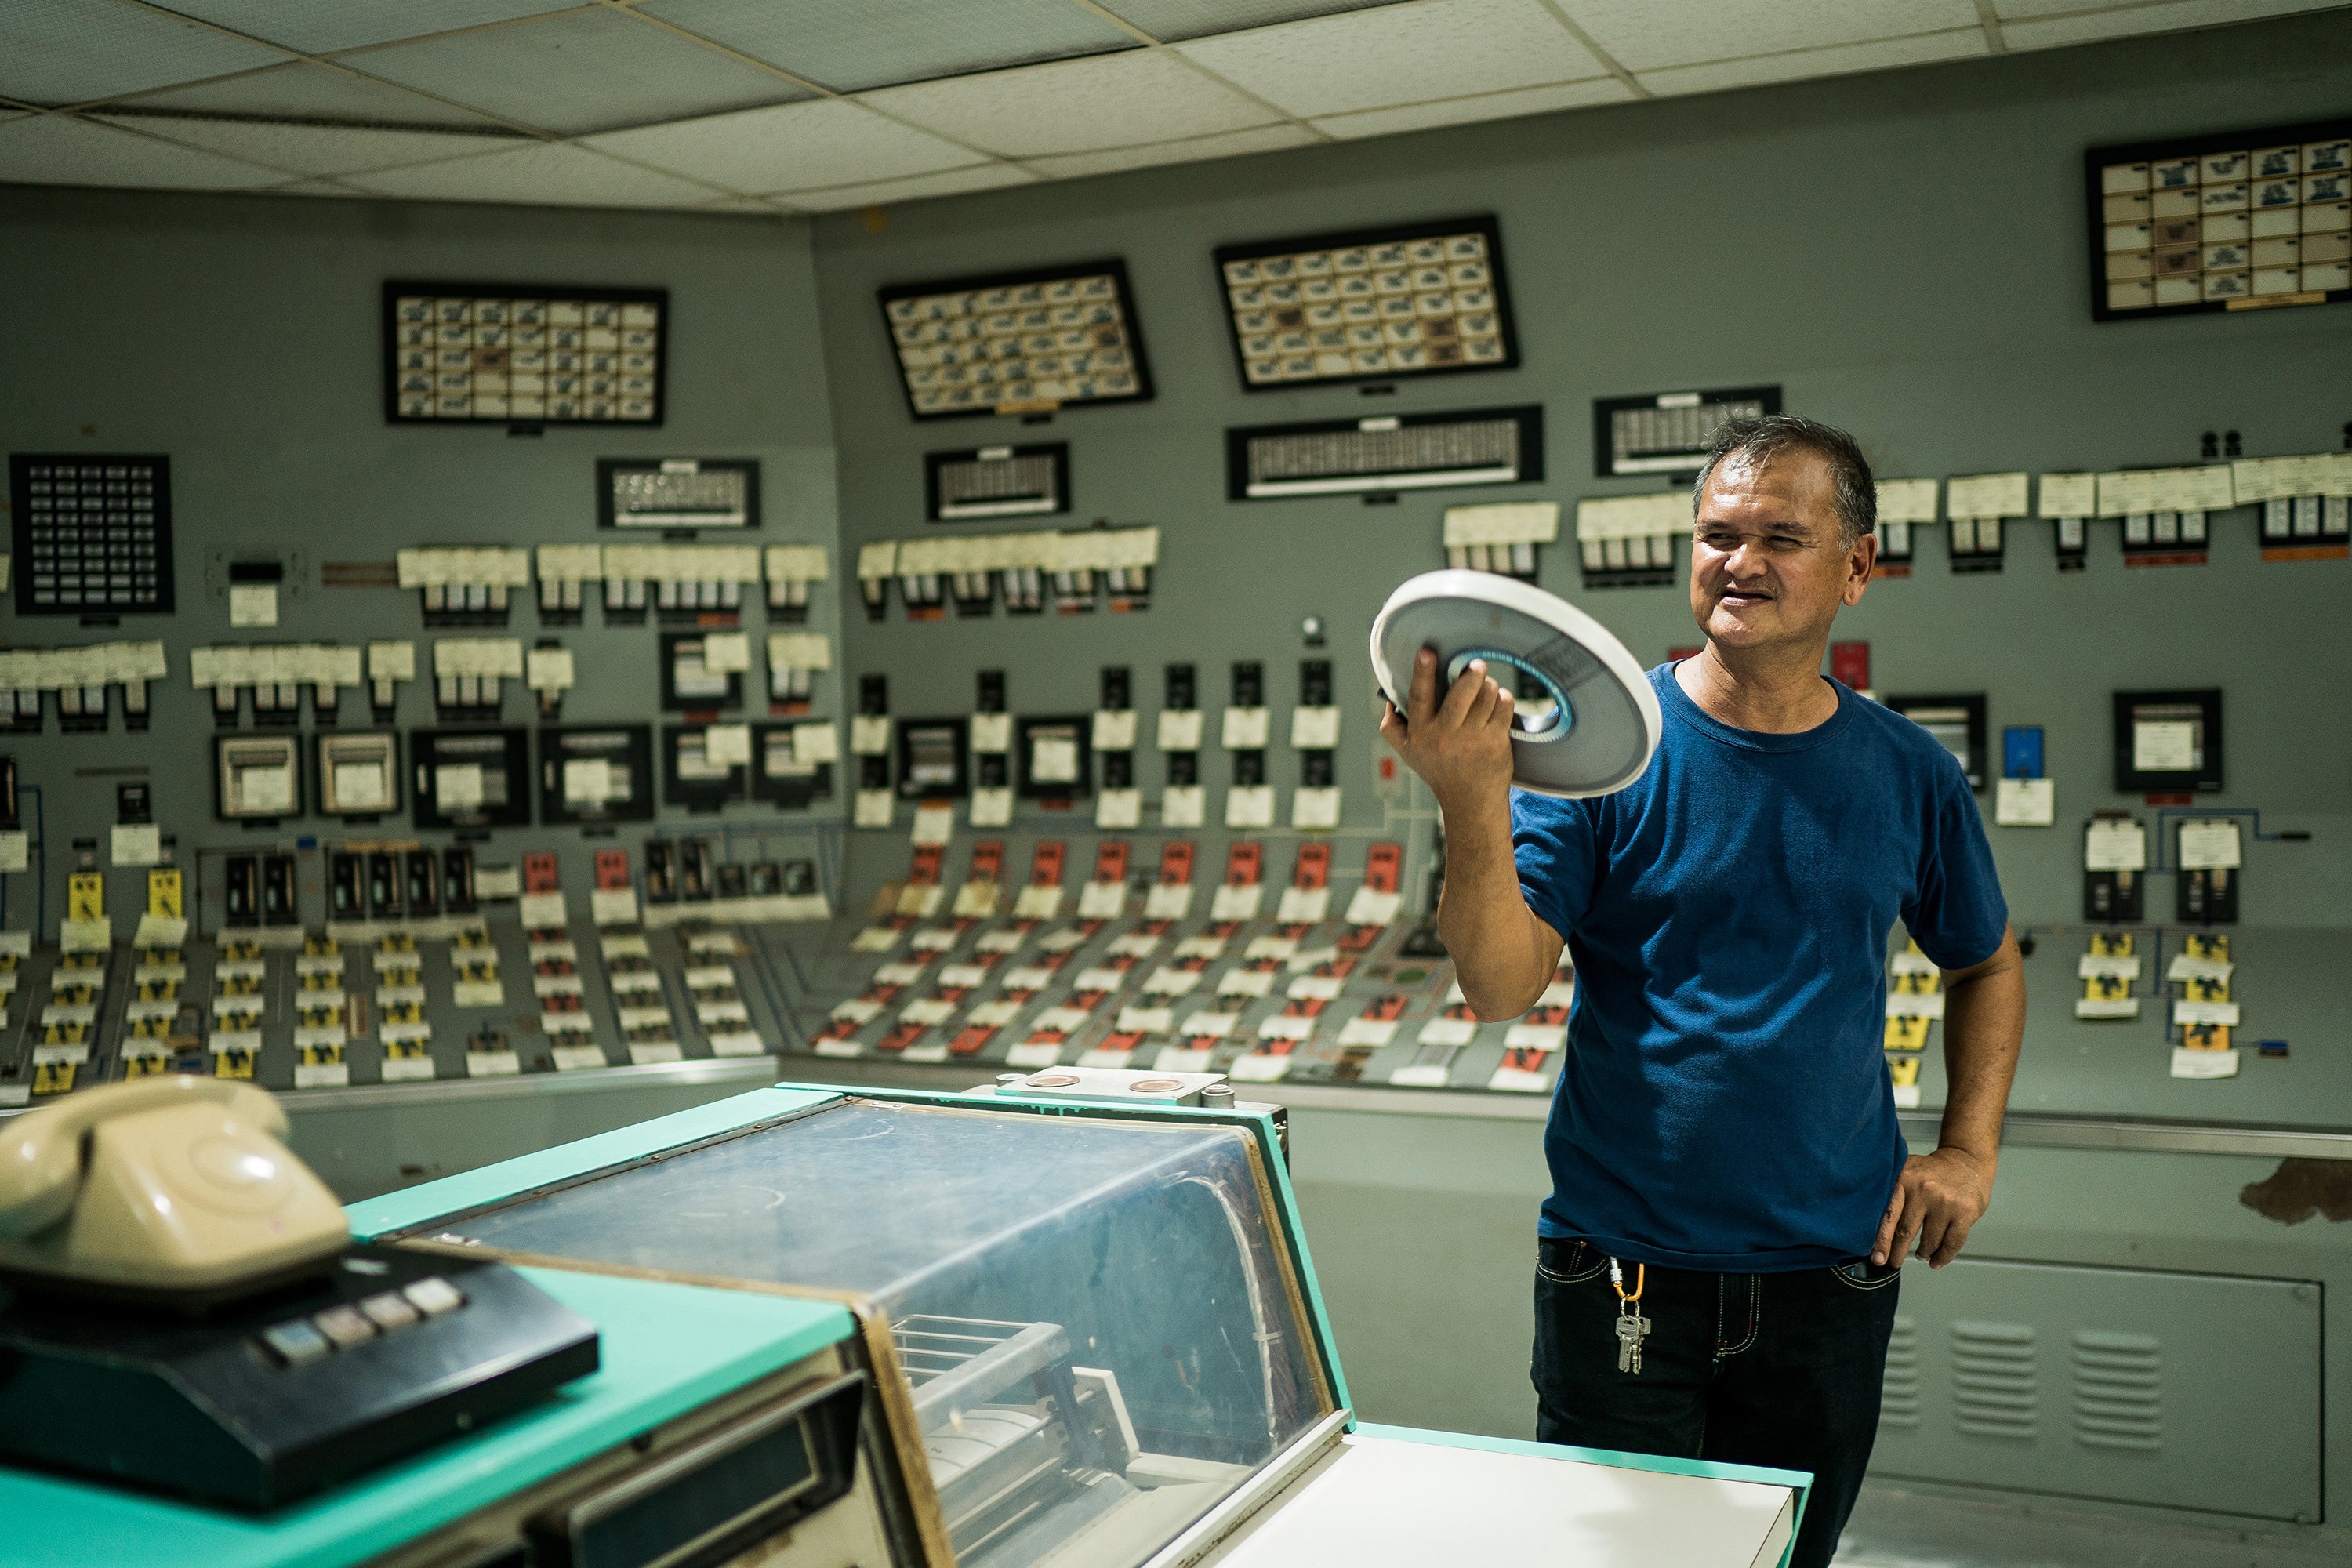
[425,1098,1335,1568]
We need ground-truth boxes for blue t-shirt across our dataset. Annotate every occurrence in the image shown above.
[1512,663,2009,1272]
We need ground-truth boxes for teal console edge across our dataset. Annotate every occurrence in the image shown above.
[0,1269,855,1568]
[344,1085,842,1240]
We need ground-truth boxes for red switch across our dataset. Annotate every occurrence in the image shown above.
[1831,641,1871,691]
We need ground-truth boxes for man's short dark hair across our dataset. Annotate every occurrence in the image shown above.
[1692,415,1875,547]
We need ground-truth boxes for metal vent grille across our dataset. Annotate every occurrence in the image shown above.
[2071,1329,2162,1452]
[1879,1313,1921,1428]
[927,444,1068,520]
[1227,405,1543,499]
[1951,1319,2038,1439]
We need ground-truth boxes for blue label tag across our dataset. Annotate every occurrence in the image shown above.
[2002,725,2044,779]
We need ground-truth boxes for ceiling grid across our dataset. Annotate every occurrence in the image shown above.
[0,0,2337,212]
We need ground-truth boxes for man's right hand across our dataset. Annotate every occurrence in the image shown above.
[1377,647,1517,814]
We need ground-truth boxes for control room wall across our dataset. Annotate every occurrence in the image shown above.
[0,188,845,925]
[811,10,2352,930]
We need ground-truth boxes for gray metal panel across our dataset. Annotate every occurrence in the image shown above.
[1890,927,2352,1128]
[810,12,2352,944]
[1867,1258,2322,1523]
[0,184,844,1112]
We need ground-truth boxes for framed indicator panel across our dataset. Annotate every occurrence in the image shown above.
[540,724,655,825]
[753,721,834,809]
[384,282,666,425]
[662,724,746,812]
[597,458,759,529]
[895,717,970,800]
[215,734,300,822]
[1214,216,1517,390]
[2088,119,2350,321]
[2114,689,2224,793]
[10,453,174,615]
[1227,405,1544,500]
[660,632,743,712]
[926,443,1069,521]
[879,260,1151,419]
[1592,386,1782,479]
[316,731,400,818]
[1016,713,1091,800]
[412,727,532,829]
[1886,694,1988,792]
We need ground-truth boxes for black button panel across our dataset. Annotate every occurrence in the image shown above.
[10,454,175,615]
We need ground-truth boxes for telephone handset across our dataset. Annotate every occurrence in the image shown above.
[0,1076,348,1305]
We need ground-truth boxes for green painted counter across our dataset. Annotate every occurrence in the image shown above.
[0,1267,854,1568]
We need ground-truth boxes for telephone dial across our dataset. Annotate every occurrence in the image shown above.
[0,1076,347,1304]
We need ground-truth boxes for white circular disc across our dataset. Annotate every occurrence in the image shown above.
[1369,570,1661,798]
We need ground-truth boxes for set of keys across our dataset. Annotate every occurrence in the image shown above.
[1610,1257,1651,1375]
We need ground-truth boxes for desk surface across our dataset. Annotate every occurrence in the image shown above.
[1203,1424,1802,1568]
[0,1269,853,1568]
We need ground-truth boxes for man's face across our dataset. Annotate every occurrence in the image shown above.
[1690,449,1873,654]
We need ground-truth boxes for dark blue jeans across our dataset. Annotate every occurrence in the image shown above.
[1531,1235,1901,1568]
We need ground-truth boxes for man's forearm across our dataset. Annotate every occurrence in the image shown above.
[1938,933,2027,1170]
[1436,793,1559,1018]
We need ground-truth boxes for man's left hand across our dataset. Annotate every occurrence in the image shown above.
[1872,1147,1994,1269]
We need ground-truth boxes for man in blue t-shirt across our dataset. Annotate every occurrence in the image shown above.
[1378,415,2024,1568]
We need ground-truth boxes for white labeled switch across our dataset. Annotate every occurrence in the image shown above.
[525,648,575,691]
[702,633,750,673]
[1091,710,1138,750]
[1290,706,1340,749]
[703,724,752,767]
[970,712,1012,753]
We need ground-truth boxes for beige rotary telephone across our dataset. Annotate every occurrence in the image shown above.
[0,1076,348,1304]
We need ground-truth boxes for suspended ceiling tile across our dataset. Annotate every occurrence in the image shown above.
[342,8,811,136]
[342,140,724,206]
[1309,75,1632,139]
[1025,122,1319,179]
[151,1,579,56]
[857,50,1280,159]
[1101,0,1406,43]
[0,112,285,190]
[1176,0,1606,120]
[92,112,521,176]
[1,0,289,107]
[1561,0,1980,72]
[2001,0,2339,47]
[582,98,980,194]
[110,60,510,128]
[639,0,1138,93]
[777,161,1038,211]
[1635,28,1987,98]
[1988,0,2329,15]
[1991,0,2140,13]
[691,194,794,215]
[261,176,371,196]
